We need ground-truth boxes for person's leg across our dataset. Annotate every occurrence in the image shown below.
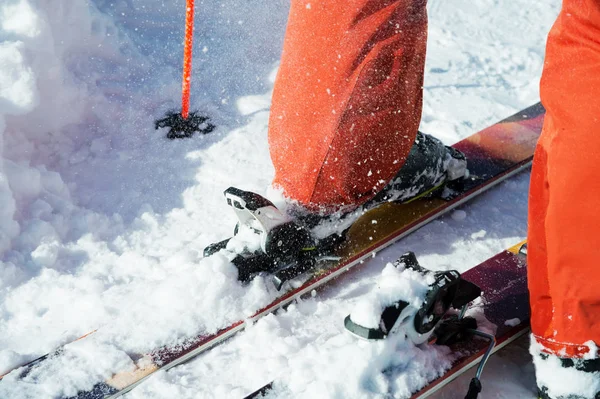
[269,0,428,212]
[528,1,600,397]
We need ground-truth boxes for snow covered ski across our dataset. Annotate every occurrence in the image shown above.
[408,241,530,398]
[244,241,529,399]
[1,103,543,399]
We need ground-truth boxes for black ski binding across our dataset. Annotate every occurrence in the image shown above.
[344,251,493,399]
[344,251,481,343]
[203,187,343,289]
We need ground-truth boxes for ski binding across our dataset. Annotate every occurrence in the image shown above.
[345,251,494,398]
[203,187,343,290]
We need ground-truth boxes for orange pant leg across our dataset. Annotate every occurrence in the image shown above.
[528,0,600,358]
[269,0,427,212]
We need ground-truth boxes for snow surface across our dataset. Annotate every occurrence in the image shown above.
[0,0,561,398]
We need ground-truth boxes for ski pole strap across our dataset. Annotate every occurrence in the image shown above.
[464,378,482,399]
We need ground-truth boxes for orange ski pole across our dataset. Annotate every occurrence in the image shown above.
[181,0,194,119]
[155,0,214,139]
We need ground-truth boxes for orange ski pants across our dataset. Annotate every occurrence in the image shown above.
[528,0,600,358]
[269,0,427,212]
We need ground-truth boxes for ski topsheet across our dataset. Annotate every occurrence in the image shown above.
[2,104,544,398]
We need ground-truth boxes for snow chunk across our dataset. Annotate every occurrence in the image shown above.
[451,209,467,221]
[0,173,19,256]
[30,239,60,268]
[0,42,38,112]
[504,318,521,327]
[471,229,487,239]
[226,224,262,254]
[349,261,433,329]
[1,0,42,38]
[0,350,28,377]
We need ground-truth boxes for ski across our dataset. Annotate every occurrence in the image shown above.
[244,241,530,399]
[410,241,530,398]
[1,104,543,399]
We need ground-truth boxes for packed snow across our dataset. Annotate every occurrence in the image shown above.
[0,0,561,398]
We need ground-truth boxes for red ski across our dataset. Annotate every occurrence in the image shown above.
[412,241,529,398]
[245,242,529,399]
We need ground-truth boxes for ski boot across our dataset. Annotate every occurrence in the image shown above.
[203,187,344,289]
[295,131,468,232]
[369,131,468,206]
[537,355,600,399]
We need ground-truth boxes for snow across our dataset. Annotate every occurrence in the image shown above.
[505,318,522,327]
[450,210,467,222]
[530,339,600,399]
[349,262,434,330]
[0,0,561,398]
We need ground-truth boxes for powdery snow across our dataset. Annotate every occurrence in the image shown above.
[349,261,434,330]
[530,338,600,399]
[0,0,561,398]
